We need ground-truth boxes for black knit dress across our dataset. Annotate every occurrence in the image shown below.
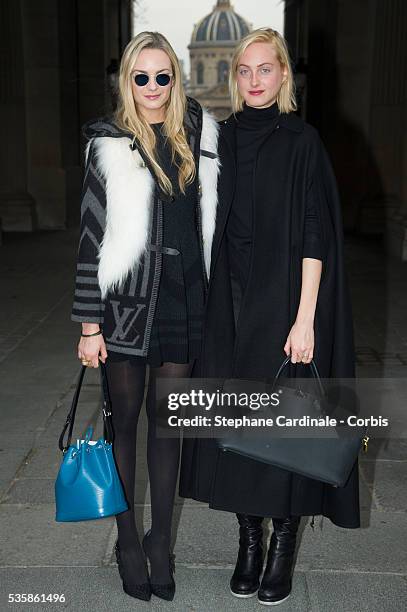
[108,122,205,366]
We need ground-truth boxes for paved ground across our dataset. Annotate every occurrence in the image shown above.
[0,229,406,612]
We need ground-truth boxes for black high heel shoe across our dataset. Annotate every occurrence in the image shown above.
[142,529,175,601]
[114,538,151,601]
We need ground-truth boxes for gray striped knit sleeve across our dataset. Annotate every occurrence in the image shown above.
[71,140,106,324]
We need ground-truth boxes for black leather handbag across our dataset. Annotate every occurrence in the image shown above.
[217,356,369,487]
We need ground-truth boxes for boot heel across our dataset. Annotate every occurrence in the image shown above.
[258,516,300,606]
[230,514,264,598]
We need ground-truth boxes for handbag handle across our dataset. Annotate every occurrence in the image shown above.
[58,361,114,453]
[272,356,370,453]
[272,355,325,397]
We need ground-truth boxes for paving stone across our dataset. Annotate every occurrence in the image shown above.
[0,433,41,452]
[358,473,377,511]
[3,480,56,505]
[0,481,10,499]
[0,449,27,486]
[360,438,407,461]
[296,511,407,574]
[0,566,310,612]
[305,570,407,612]
[359,461,407,512]
[134,506,407,574]
[0,505,114,567]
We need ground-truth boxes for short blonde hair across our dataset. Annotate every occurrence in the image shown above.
[229,28,297,114]
[114,31,195,195]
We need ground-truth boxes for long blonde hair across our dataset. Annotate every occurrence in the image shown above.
[114,31,195,195]
[229,28,297,114]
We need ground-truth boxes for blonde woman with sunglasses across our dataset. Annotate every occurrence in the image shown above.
[71,31,220,602]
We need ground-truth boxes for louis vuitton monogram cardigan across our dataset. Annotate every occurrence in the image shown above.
[71,97,220,357]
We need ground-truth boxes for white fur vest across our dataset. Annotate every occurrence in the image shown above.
[85,109,220,299]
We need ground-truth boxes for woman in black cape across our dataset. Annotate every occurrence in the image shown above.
[179,28,360,606]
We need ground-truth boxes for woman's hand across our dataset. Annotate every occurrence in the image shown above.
[284,257,322,364]
[284,318,314,364]
[77,323,108,368]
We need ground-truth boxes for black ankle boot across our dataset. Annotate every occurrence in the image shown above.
[258,515,301,606]
[230,513,264,598]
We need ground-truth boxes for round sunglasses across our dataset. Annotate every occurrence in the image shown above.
[133,73,172,87]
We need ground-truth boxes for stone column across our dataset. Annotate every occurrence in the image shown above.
[0,0,132,234]
[357,0,406,239]
[0,0,35,231]
[331,0,376,232]
[386,98,407,261]
[377,0,407,260]
[59,0,82,229]
[21,0,77,230]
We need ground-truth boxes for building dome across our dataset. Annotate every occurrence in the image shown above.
[190,0,250,47]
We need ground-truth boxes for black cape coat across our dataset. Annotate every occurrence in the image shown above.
[179,110,360,529]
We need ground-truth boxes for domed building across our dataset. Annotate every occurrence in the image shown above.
[188,0,251,119]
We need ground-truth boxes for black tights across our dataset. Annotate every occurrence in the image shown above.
[105,359,192,583]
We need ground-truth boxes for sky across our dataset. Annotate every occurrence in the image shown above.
[132,0,285,74]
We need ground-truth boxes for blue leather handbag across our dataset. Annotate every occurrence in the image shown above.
[55,362,128,522]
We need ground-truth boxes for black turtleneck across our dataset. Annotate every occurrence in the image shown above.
[236,100,280,129]
[226,101,322,297]
[227,101,281,293]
